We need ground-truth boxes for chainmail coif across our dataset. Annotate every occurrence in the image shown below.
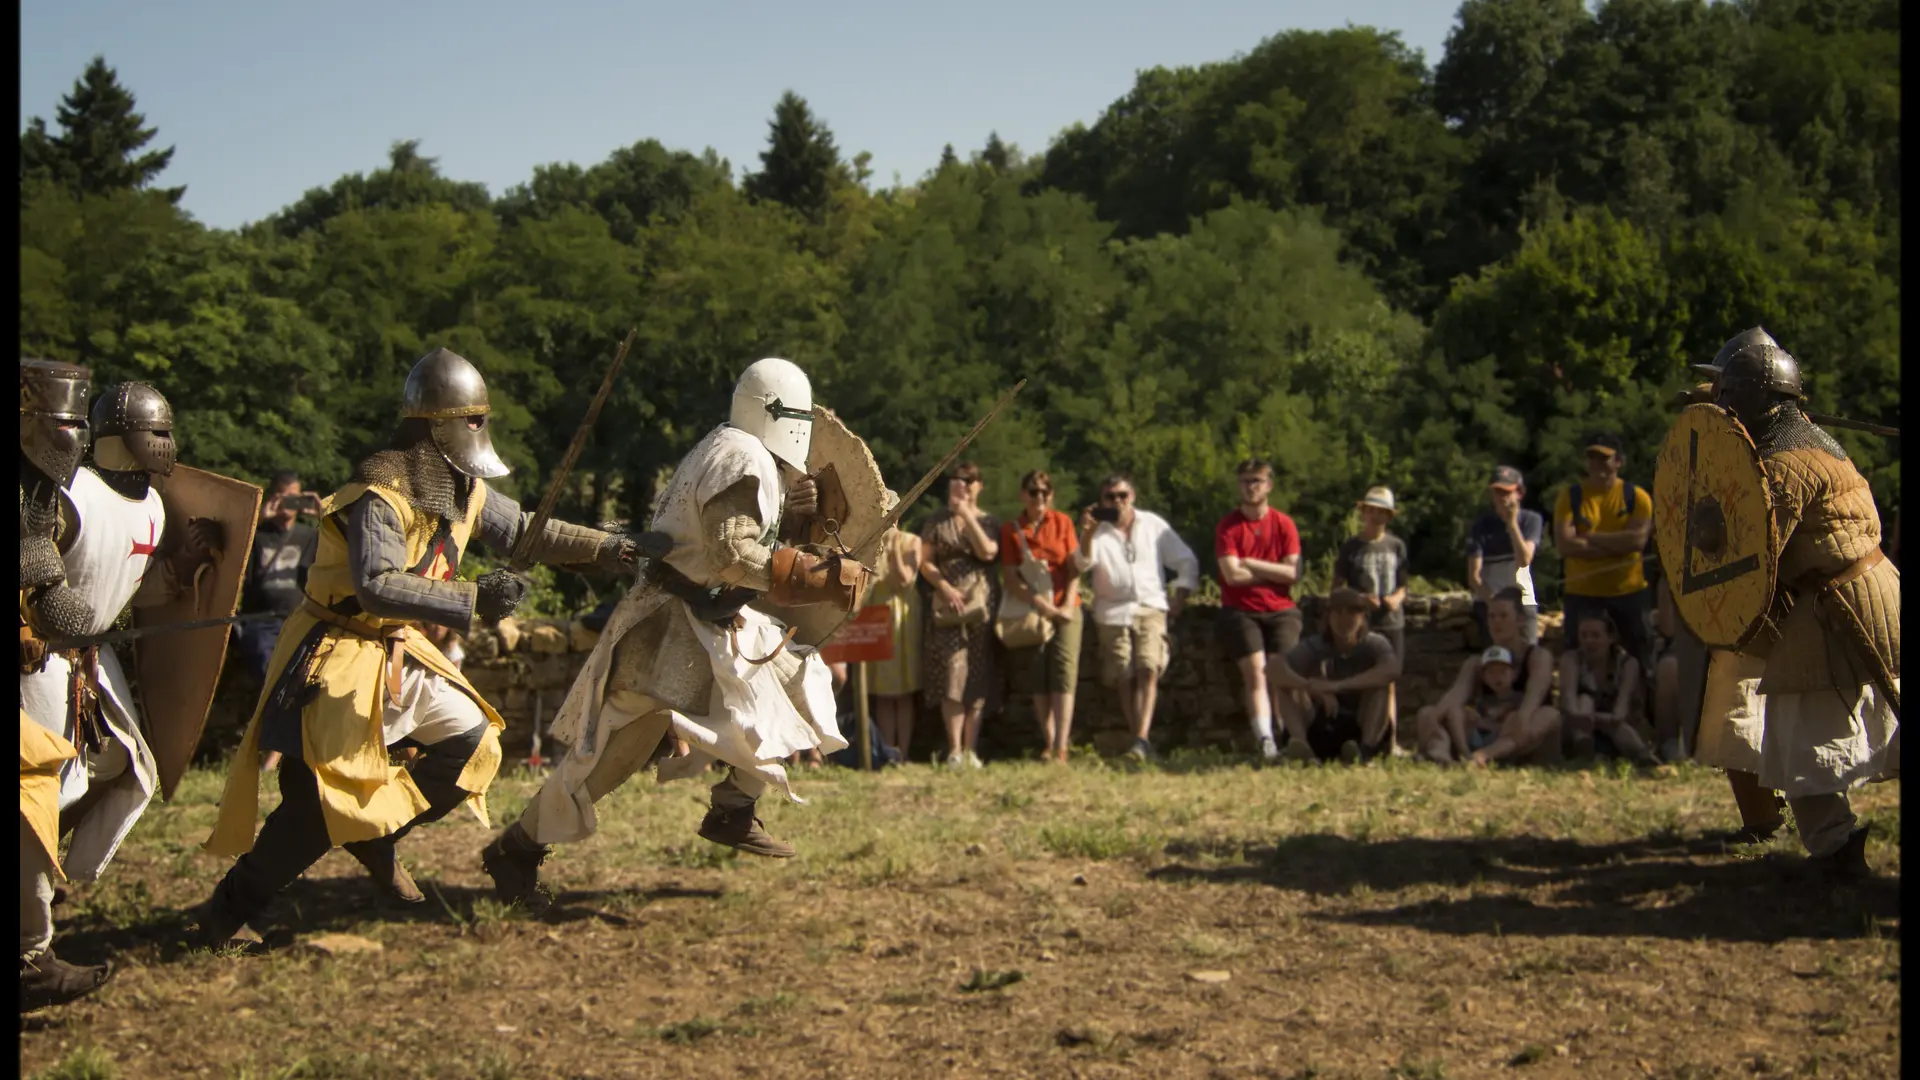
[351,419,470,521]
[1751,401,1849,460]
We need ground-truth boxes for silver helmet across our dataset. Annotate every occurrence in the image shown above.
[90,381,177,476]
[728,358,814,471]
[402,348,510,479]
[20,358,91,486]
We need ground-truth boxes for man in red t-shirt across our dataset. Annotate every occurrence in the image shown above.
[1214,458,1304,762]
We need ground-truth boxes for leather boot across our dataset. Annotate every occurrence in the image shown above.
[344,836,425,905]
[1812,825,1872,884]
[186,887,264,952]
[480,821,552,912]
[697,804,795,859]
[19,948,112,1012]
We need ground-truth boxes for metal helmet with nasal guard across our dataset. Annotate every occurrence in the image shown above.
[402,348,510,479]
[20,358,92,486]
[729,357,814,471]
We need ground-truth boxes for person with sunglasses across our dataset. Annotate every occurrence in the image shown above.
[1000,471,1083,763]
[1073,473,1198,760]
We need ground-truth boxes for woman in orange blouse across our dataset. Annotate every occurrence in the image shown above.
[1000,470,1084,763]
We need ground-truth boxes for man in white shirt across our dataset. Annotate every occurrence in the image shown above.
[1073,474,1200,759]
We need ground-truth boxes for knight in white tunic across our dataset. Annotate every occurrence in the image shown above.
[482,358,864,908]
[19,379,216,1011]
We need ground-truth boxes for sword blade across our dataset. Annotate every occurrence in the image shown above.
[511,328,639,572]
[46,611,278,651]
[850,379,1027,557]
[1805,411,1900,438]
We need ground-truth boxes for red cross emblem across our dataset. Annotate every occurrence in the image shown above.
[129,521,159,559]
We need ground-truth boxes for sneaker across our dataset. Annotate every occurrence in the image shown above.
[1126,738,1157,761]
[945,750,966,769]
[1258,737,1280,763]
[964,749,984,769]
[1659,738,1684,764]
[1283,739,1317,765]
[1337,739,1362,765]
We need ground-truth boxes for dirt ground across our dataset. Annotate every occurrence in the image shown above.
[21,755,1900,1080]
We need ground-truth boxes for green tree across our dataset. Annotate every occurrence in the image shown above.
[743,91,842,223]
[20,56,183,203]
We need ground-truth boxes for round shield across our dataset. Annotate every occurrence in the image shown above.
[1652,404,1777,649]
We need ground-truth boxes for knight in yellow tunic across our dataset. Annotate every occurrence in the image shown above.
[1712,330,1899,881]
[194,350,633,944]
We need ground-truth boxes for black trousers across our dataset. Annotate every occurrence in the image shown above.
[211,726,483,923]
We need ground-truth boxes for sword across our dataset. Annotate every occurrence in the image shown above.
[510,328,638,573]
[848,379,1027,557]
[1805,411,1899,438]
[45,611,281,651]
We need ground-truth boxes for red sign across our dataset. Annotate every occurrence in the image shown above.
[819,604,895,665]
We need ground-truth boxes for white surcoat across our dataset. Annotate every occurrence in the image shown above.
[538,426,844,842]
[18,467,163,881]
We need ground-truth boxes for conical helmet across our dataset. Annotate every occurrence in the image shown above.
[402,348,510,479]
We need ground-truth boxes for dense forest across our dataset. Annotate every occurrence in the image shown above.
[19,0,1900,606]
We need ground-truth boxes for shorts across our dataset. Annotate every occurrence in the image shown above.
[1472,601,1540,647]
[1216,606,1303,662]
[1097,609,1170,688]
[1304,701,1389,762]
[1007,606,1085,696]
[1467,727,1500,752]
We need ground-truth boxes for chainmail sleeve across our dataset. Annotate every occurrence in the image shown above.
[344,493,478,632]
[473,487,612,567]
[700,478,775,590]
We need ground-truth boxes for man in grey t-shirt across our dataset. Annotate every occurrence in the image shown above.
[1268,588,1401,764]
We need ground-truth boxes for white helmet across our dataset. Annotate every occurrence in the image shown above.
[729,358,813,471]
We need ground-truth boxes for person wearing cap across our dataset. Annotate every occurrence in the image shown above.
[1552,433,1654,674]
[1267,587,1401,764]
[1465,466,1543,646]
[1416,587,1561,765]
[1332,486,1410,734]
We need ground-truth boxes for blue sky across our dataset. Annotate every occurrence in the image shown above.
[21,0,1461,231]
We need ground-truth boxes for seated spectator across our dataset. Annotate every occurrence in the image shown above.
[1415,587,1560,766]
[1557,611,1658,766]
[1072,473,1200,760]
[1333,486,1409,732]
[236,470,319,682]
[1268,588,1401,764]
[1465,466,1542,646]
[1000,471,1084,764]
[1214,458,1304,761]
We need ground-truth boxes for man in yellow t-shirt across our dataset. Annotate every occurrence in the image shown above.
[1553,432,1654,673]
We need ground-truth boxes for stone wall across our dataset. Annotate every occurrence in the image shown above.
[199,592,1565,765]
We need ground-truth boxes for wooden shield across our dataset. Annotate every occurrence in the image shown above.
[135,465,262,801]
[755,407,898,648]
[1653,405,1777,649]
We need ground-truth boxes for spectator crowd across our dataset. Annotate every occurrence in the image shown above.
[228,432,1690,774]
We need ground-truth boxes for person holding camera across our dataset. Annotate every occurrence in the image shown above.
[918,461,1000,767]
[237,471,321,684]
[1073,473,1199,760]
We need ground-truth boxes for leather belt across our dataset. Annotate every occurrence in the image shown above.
[646,560,760,625]
[302,598,407,705]
[1800,548,1887,596]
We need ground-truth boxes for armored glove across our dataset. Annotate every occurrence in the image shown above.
[767,546,873,613]
[474,568,531,622]
[594,534,639,576]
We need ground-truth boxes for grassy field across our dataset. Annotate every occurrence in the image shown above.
[21,754,1900,1080]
